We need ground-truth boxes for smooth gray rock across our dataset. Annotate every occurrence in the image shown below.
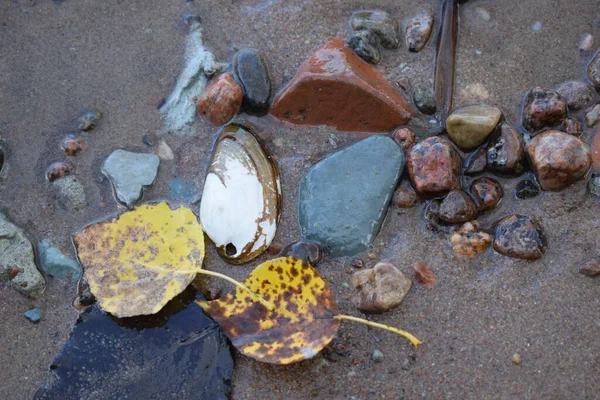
[298,136,403,257]
[24,308,41,324]
[102,150,160,208]
[53,176,87,210]
[0,215,45,295]
[39,240,82,283]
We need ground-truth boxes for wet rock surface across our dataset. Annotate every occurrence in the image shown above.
[522,87,567,134]
[438,190,478,224]
[557,81,595,111]
[271,38,414,132]
[493,215,547,260]
[515,179,541,199]
[526,130,591,191]
[280,241,323,266]
[407,137,462,197]
[350,262,411,313]
[446,105,502,150]
[486,122,526,175]
[588,50,600,91]
[450,221,491,256]
[39,240,82,283]
[464,147,487,175]
[232,49,272,115]
[299,136,403,257]
[350,10,399,49]
[196,73,243,126]
[469,177,504,213]
[347,30,381,64]
[404,10,434,53]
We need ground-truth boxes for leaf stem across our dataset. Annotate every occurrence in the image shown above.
[196,269,274,311]
[334,314,422,348]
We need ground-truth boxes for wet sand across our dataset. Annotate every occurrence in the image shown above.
[1,0,599,399]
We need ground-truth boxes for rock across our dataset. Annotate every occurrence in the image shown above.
[412,85,436,115]
[53,176,87,210]
[350,262,412,313]
[61,134,85,156]
[446,105,502,150]
[407,137,462,197]
[196,73,243,126]
[280,241,323,266]
[464,148,488,175]
[438,190,478,224]
[347,30,381,64]
[299,136,403,256]
[579,34,594,56]
[413,262,435,288]
[45,161,73,182]
[486,122,526,175]
[371,349,385,363]
[404,10,434,52]
[522,87,567,134]
[587,51,600,91]
[232,49,272,115]
[593,129,600,171]
[392,127,416,150]
[515,179,540,199]
[493,215,547,260]
[392,180,418,208]
[271,38,414,132]
[24,308,41,324]
[585,104,600,127]
[449,221,491,257]
[561,118,583,136]
[526,130,591,191]
[0,215,45,295]
[424,199,441,230]
[578,257,600,277]
[77,110,102,132]
[157,140,174,160]
[102,150,160,208]
[512,353,522,365]
[350,10,400,49]
[589,173,600,197]
[557,81,595,111]
[39,240,82,283]
[469,177,503,213]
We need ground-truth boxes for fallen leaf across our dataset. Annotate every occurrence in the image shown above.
[579,257,600,277]
[413,263,436,288]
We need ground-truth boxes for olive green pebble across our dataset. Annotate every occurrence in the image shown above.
[371,349,384,363]
[512,353,522,365]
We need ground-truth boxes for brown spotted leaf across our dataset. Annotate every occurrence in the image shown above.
[73,202,205,318]
[579,257,600,277]
[197,257,341,365]
[413,263,436,288]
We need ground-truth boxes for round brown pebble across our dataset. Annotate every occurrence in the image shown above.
[46,162,73,182]
[197,73,243,126]
[61,134,86,156]
[439,190,478,224]
[392,181,418,208]
[469,177,504,213]
[392,127,416,150]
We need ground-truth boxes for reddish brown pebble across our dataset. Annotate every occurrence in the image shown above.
[46,161,72,182]
[486,122,526,175]
[392,181,418,208]
[493,215,546,260]
[407,136,462,197]
[561,118,583,136]
[464,148,487,175]
[469,177,504,213]
[522,87,567,134]
[392,127,416,150]
[526,130,591,191]
[449,222,491,257]
[413,263,436,288]
[61,134,86,156]
[592,127,600,171]
[578,257,600,277]
[196,73,243,126]
[270,38,414,132]
[438,190,478,224]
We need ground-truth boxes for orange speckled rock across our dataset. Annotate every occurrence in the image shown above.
[406,136,462,197]
[526,130,591,191]
[270,38,414,132]
[197,73,243,126]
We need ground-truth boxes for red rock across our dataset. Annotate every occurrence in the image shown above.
[526,130,591,191]
[197,73,243,126]
[522,87,567,134]
[469,177,504,213]
[592,127,600,171]
[270,38,414,132]
[392,127,416,150]
[406,137,462,197]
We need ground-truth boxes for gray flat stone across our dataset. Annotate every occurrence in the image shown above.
[39,240,82,283]
[102,150,160,208]
[298,136,404,257]
[24,308,41,324]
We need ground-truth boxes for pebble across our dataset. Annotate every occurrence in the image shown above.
[102,150,160,208]
[24,308,41,324]
[561,118,583,136]
[196,73,243,126]
[157,140,175,160]
[412,86,436,115]
[77,110,102,132]
[585,104,600,128]
[39,240,82,283]
[0,215,45,295]
[404,10,434,53]
[531,21,542,33]
[579,34,594,56]
[512,353,522,365]
[298,136,403,257]
[350,10,400,49]
[46,161,73,182]
[392,127,416,150]
[475,7,491,22]
[446,105,502,150]
[526,130,591,191]
[464,148,488,175]
[347,30,381,64]
[392,180,418,208]
[438,190,478,224]
[449,221,491,257]
[469,177,504,213]
[593,129,600,171]
[61,134,86,156]
[371,349,385,363]
[493,215,547,260]
[557,81,595,111]
[578,257,600,277]
[522,87,567,134]
[142,135,154,147]
[515,179,540,199]
[350,262,412,313]
[232,49,272,115]
[407,137,462,197]
[589,173,600,197]
[487,122,525,175]
[424,199,441,230]
[53,176,87,210]
[587,51,600,91]
[280,241,323,266]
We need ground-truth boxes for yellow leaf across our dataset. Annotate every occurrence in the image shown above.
[73,202,205,318]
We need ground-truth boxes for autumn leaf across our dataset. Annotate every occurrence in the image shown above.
[198,256,422,365]
[413,263,436,288]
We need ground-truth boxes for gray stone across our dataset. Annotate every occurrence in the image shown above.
[412,85,436,115]
[350,262,412,313]
[0,215,45,295]
[298,136,403,257]
[371,349,384,363]
[585,104,600,127]
[347,30,381,64]
[24,308,41,324]
[233,49,272,115]
[589,174,600,197]
[53,176,87,210]
[102,150,160,208]
[350,10,400,49]
[557,81,595,111]
[39,240,82,283]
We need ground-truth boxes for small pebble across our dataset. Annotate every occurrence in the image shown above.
[464,148,487,175]
[404,10,434,52]
[579,34,594,56]
[24,308,41,324]
[561,118,582,136]
[522,87,566,134]
[412,86,436,115]
[46,162,73,182]
[579,257,600,277]
[61,134,85,156]
[371,349,384,363]
[587,51,600,91]
[438,190,478,224]
[350,259,364,269]
[351,10,400,49]
[280,241,323,266]
[531,22,542,32]
[469,177,504,213]
[512,353,522,365]
[392,127,416,150]
[557,81,595,111]
[585,104,600,128]
[494,215,547,260]
[197,73,243,126]
[347,30,381,64]
[350,262,412,313]
[392,180,418,208]
[142,135,155,147]
[515,180,540,199]
[77,110,102,132]
[450,221,491,257]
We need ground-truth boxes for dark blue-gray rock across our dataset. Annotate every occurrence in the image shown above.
[39,240,82,283]
[515,179,540,199]
[102,150,160,208]
[347,30,381,64]
[34,289,233,400]
[233,49,272,115]
[298,136,403,257]
[24,308,41,323]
